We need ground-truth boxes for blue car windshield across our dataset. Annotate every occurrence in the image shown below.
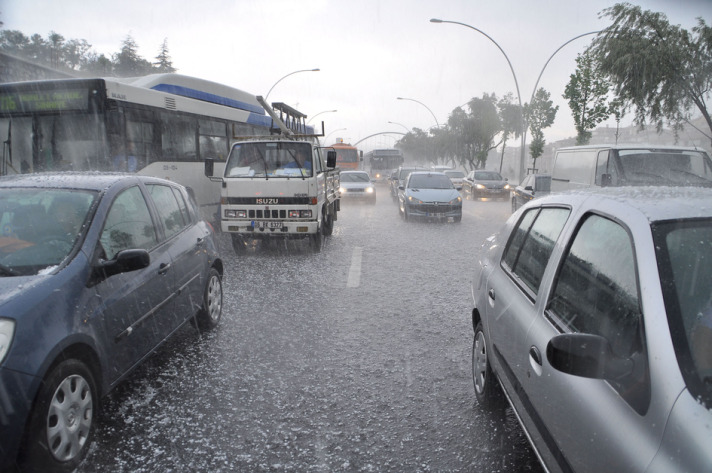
[0,188,96,276]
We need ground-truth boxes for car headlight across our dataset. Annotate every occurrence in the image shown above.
[475,183,486,189]
[448,196,463,205]
[339,187,346,194]
[365,187,374,194]
[0,319,16,364]
[504,184,511,190]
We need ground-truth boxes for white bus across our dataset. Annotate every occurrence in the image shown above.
[0,74,311,221]
[363,148,404,182]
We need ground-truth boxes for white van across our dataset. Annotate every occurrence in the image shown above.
[550,144,712,191]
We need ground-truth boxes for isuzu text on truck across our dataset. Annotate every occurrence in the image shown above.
[204,100,340,253]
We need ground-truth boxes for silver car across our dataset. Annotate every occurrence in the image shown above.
[398,171,462,222]
[339,170,376,204]
[471,187,712,473]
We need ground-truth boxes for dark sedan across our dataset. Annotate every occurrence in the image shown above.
[511,173,551,212]
[0,173,223,472]
[462,170,511,200]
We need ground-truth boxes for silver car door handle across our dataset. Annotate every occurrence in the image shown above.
[158,262,171,275]
[529,346,542,366]
[488,288,495,301]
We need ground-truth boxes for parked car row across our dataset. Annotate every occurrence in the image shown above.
[0,173,224,472]
[470,186,712,473]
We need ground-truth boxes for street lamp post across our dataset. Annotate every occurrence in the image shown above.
[388,121,411,133]
[396,97,440,128]
[265,68,320,102]
[430,18,525,180]
[431,18,600,181]
[324,128,347,142]
[307,109,337,124]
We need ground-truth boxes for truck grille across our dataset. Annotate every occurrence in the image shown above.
[249,209,287,219]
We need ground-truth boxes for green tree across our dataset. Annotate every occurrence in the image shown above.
[465,93,502,170]
[154,38,176,73]
[497,93,523,171]
[113,35,153,76]
[564,50,611,145]
[589,2,712,143]
[524,88,558,171]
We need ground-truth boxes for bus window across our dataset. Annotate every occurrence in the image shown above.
[199,119,228,161]
[161,114,197,161]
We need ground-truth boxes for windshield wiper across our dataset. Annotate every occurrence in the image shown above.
[0,263,20,277]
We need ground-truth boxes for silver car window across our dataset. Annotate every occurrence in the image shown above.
[548,214,649,412]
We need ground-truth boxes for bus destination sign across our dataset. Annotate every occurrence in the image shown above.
[0,89,89,114]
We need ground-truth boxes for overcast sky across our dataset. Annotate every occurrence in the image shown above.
[3,0,711,151]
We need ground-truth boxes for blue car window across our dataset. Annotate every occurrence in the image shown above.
[147,184,187,239]
[100,186,157,259]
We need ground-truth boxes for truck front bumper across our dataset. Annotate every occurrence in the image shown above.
[222,220,318,237]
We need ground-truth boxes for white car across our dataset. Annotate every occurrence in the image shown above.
[339,171,376,204]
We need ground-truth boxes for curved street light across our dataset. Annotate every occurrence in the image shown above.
[396,97,440,128]
[430,18,525,179]
[324,128,347,142]
[307,109,337,124]
[388,121,411,133]
[265,68,320,102]
[431,18,599,180]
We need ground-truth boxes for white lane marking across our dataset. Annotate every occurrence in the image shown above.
[346,246,363,288]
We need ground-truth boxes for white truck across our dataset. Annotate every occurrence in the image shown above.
[204,99,340,253]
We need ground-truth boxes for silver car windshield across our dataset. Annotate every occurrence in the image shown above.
[654,218,712,407]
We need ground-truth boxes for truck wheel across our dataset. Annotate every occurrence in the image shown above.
[20,359,97,473]
[322,205,334,236]
[231,234,246,254]
[310,227,323,252]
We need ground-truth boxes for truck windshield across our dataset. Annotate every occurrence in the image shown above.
[616,149,712,187]
[224,142,313,178]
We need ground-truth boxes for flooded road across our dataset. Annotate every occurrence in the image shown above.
[78,192,543,472]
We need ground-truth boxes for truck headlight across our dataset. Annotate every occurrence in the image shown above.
[0,319,15,364]
[225,209,246,218]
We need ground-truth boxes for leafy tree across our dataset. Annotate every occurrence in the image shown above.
[524,88,558,171]
[466,93,502,170]
[113,35,153,76]
[588,2,712,143]
[47,31,64,68]
[564,50,611,145]
[497,93,523,171]
[154,38,176,73]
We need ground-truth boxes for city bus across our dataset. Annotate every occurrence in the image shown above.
[0,74,311,220]
[327,139,361,171]
[364,148,404,182]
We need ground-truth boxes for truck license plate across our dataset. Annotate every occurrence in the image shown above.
[254,221,283,229]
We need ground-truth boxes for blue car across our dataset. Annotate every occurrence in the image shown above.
[0,173,224,472]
